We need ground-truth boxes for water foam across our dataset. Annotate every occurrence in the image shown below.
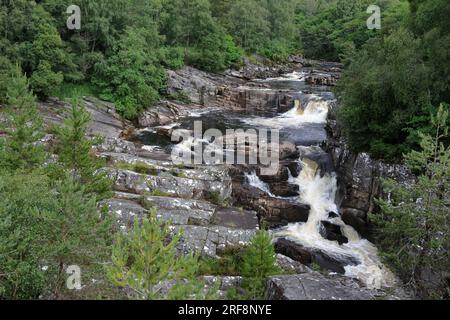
[242,98,329,128]
[276,154,397,289]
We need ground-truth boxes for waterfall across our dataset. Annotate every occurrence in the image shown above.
[242,97,330,128]
[247,98,398,289]
[245,171,275,197]
[263,71,307,82]
[276,155,397,289]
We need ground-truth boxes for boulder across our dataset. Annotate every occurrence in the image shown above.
[212,207,259,230]
[175,225,256,257]
[275,238,359,274]
[328,211,340,219]
[38,97,129,139]
[341,208,369,237]
[233,184,310,227]
[286,161,301,178]
[275,254,312,274]
[305,73,338,87]
[266,274,374,300]
[108,168,232,201]
[137,100,195,128]
[320,221,348,245]
[269,183,299,198]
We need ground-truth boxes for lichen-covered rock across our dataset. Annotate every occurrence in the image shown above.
[108,167,232,201]
[232,183,310,227]
[95,138,137,155]
[325,118,415,237]
[137,100,194,128]
[274,238,359,274]
[103,198,148,230]
[175,225,256,257]
[212,207,259,230]
[144,196,217,227]
[38,97,130,139]
[266,273,374,300]
[275,254,312,274]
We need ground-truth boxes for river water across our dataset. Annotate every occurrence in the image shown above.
[136,71,397,289]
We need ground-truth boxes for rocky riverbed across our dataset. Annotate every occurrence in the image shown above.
[37,59,411,300]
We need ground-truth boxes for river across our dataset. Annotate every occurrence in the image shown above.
[135,70,397,290]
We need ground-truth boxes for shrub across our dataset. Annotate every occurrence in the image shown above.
[106,209,206,300]
[241,230,280,299]
[372,104,450,299]
[116,161,158,176]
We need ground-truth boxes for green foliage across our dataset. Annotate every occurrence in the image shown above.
[106,209,206,300]
[241,230,280,299]
[0,56,14,103]
[29,61,64,99]
[295,0,408,62]
[225,0,270,52]
[204,191,228,207]
[0,65,46,171]
[55,100,112,200]
[115,161,158,176]
[0,172,113,299]
[337,28,428,160]
[337,0,450,160]
[371,104,450,299]
[257,40,293,63]
[95,27,167,119]
[0,51,114,300]
[198,246,245,276]
[157,46,185,70]
[187,32,243,72]
[197,231,281,300]
[50,83,100,102]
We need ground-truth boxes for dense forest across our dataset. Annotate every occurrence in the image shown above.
[1,0,448,160]
[0,0,448,300]
[0,0,405,118]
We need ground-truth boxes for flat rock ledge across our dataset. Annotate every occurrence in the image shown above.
[266,273,409,300]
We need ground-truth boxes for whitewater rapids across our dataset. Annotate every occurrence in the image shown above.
[246,97,398,289]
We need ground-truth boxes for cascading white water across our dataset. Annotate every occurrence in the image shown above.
[245,96,398,289]
[245,171,275,196]
[276,154,397,289]
[263,71,307,82]
[242,97,329,128]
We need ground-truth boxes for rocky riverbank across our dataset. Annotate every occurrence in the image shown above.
[36,58,410,300]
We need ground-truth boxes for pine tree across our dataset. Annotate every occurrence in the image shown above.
[55,99,112,200]
[47,174,114,296]
[241,230,280,299]
[373,103,450,299]
[0,65,46,171]
[106,209,205,300]
[0,172,113,299]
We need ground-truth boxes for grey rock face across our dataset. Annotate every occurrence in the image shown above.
[232,183,310,227]
[108,167,232,201]
[275,254,312,274]
[266,274,374,300]
[325,119,415,237]
[38,97,130,139]
[104,198,149,229]
[175,225,256,257]
[267,272,410,301]
[95,138,137,155]
[274,238,359,274]
[212,207,259,230]
[137,100,193,128]
[167,67,224,106]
